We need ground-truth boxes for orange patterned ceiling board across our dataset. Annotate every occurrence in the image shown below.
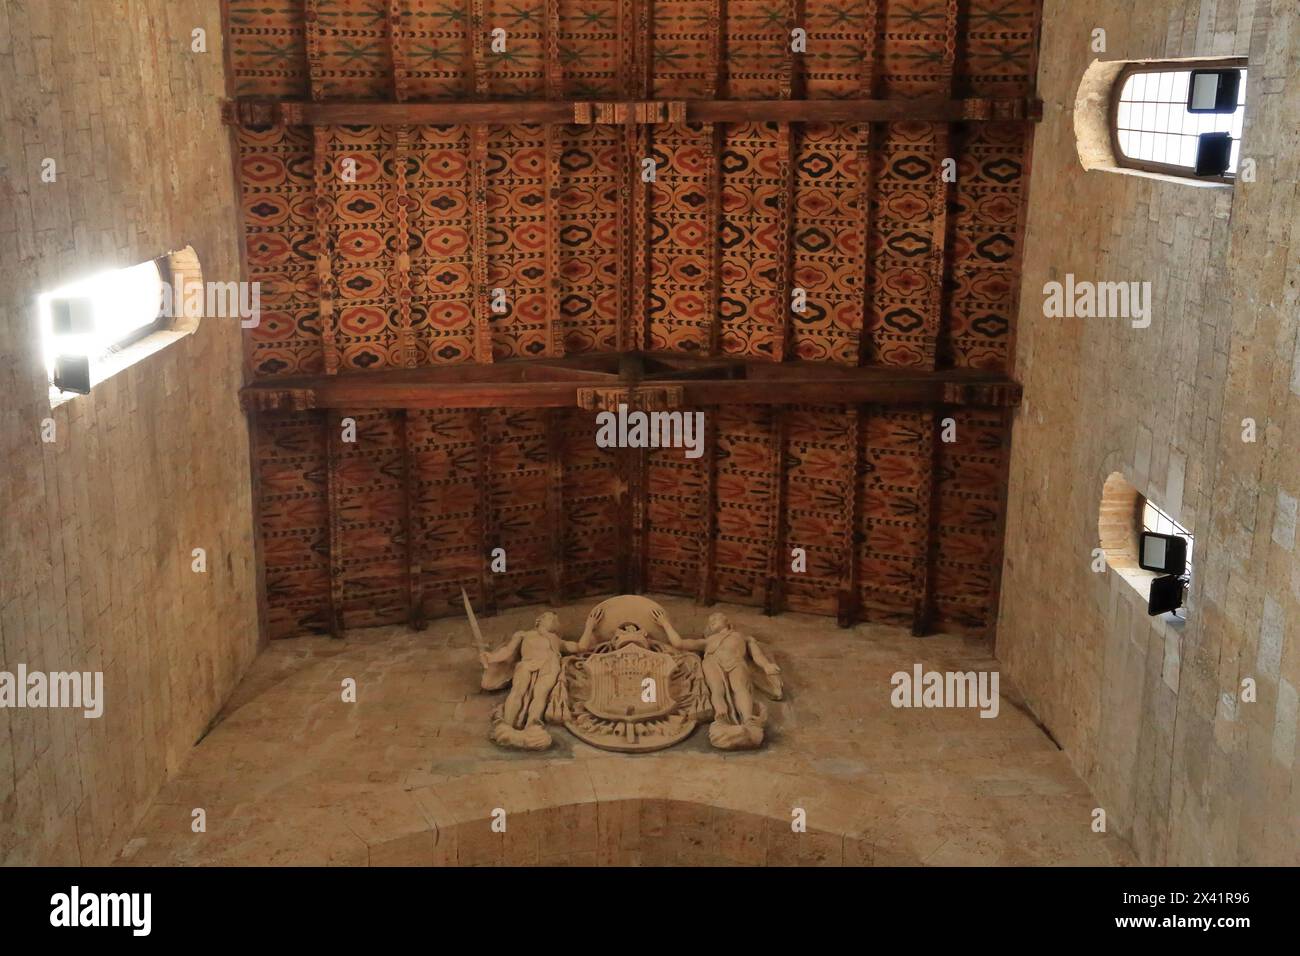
[223,0,1041,640]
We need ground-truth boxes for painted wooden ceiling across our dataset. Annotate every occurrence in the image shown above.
[222,0,1041,640]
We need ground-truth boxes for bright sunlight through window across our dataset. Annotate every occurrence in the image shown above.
[1116,69,1247,176]
[38,260,165,378]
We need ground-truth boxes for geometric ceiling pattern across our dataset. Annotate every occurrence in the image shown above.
[222,0,1042,640]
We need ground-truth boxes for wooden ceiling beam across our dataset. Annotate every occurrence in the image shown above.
[982,406,1015,642]
[388,0,410,103]
[324,411,344,637]
[631,445,649,592]
[764,409,789,615]
[630,122,652,351]
[695,412,719,607]
[706,120,725,357]
[312,127,340,375]
[546,410,566,605]
[393,127,416,367]
[544,0,562,99]
[709,0,728,100]
[774,1,800,363]
[303,0,326,101]
[924,0,967,370]
[926,123,957,370]
[854,0,883,368]
[783,0,806,101]
[912,408,945,636]
[240,360,1023,410]
[836,406,865,627]
[475,410,496,615]
[544,125,563,358]
[636,0,655,99]
[469,125,493,363]
[401,409,425,630]
[467,0,487,98]
[387,0,414,369]
[223,96,1043,127]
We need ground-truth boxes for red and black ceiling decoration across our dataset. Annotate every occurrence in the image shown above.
[221,0,1041,640]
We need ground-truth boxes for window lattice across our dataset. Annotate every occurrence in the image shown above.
[1116,69,1247,175]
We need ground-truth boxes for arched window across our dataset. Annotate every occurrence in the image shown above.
[1098,472,1192,623]
[1074,57,1248,186]
[1112,61,1247,181]
[38,247,202,398]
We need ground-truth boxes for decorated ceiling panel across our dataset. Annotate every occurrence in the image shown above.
[225,0,1039,640]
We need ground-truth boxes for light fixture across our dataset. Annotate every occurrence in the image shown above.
[1138,531,1187,576]
[38,260,165,391]
[1194,132,1233,177]
[1187,69,1242,114]
[1141,531,1190,617]
[52,355,92,395]
[1148,574,1186,617]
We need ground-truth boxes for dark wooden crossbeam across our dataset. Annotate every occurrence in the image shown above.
[223,96,1043,128]
[239,354,1022,411]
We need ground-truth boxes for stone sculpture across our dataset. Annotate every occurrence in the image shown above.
[478,607,602,750]
[656,609,783,749]
[471,594,784,753]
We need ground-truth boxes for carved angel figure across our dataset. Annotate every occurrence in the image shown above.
[654,609,783,750]
[480,607,602,749]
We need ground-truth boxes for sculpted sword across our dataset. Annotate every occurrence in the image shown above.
[461,587,489,655]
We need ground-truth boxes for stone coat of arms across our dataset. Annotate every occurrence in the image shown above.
[469,594,783,752]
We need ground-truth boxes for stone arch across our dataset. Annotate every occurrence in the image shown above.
[1098,471,1143,574]
[1098,471,1164,602]
[164,244,204,336]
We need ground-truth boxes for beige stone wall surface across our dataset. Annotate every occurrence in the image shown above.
[0,0,260,864]
[998,0,1300,864]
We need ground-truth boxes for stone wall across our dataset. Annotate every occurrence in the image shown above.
[999,0,1300,864]
[0,0,260,864]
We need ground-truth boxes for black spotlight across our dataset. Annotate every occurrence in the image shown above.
[1141,531,1190,617]
[1139,531,1188,576]
[1148,574,1187,617]
[1187,69,1242,114]
[1194,132,1234,177]
[53,355,92,395]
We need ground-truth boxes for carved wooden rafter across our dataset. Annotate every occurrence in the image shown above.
[546,409,565,606]
[324,410,344,637]
[836,406,865,628]
[240,356,1023,411]
[394,126,416,367]
[575,385,686,412]
[401,409,425,630]
[854,0,883,368]
[312,126,340,375]
[544,124,562,358]
[470,125,492,363]
[388,0,410,103]
[571,101,687,124]
[696,411,719,607]
[774,125,796,362]
[475,409,496,615]
[913,407,945,636]
[224,97,1045,128]
[706,120,725,357]
[239,388,317,414]
[468,0,487,98]
[764,409,790,616]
